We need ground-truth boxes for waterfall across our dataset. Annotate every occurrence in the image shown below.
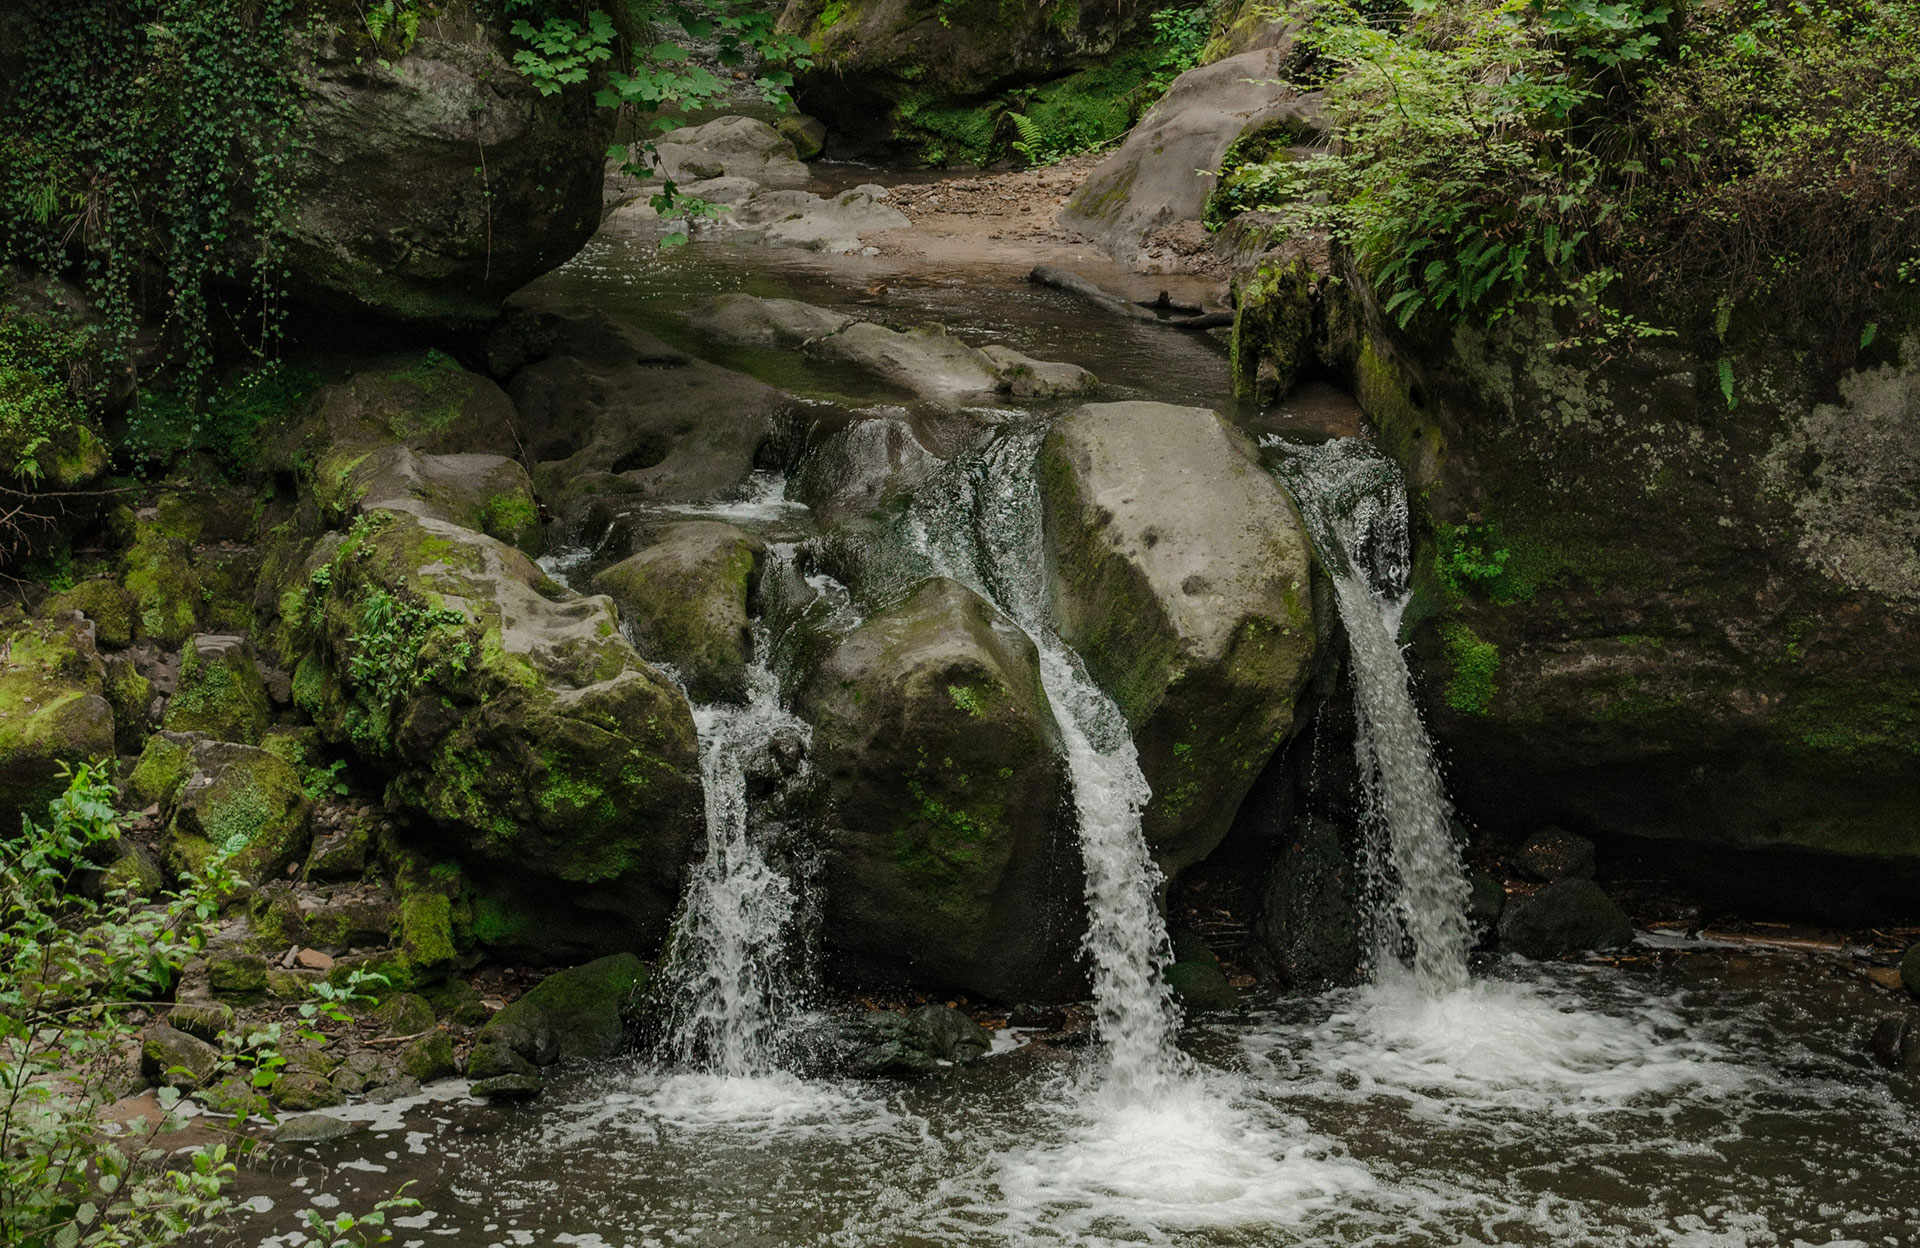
[652,549,815,1076]
[907,425,1187,1099]
[1268,438,1473,994]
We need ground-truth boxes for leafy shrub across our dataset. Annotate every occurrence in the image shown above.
[0,764,236,1247]
[1231,0,1920,346]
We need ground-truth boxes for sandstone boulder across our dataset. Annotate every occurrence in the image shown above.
[798,577,1081,1002]
[1038,401,1316,874]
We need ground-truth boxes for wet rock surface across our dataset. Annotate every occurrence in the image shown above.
[1039,400,1316,874]
[798,577,1082,1003]
[1499,879,1636,960]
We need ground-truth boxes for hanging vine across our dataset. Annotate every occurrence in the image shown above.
[0,0,303,430]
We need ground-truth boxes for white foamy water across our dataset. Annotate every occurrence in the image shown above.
[665,469,810,522]
[1252,968,1745,1124]
[907,424,1186,1099]
[653,550,814,1076]
[1269,437,1472,993]
[967,1073,1372,1243]
[549,1069,891,1143]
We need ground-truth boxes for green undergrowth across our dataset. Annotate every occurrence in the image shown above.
[1225,0,1920,351]
[904,3,1214,167]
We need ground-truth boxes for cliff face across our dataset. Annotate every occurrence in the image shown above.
[1300,280,1920,882]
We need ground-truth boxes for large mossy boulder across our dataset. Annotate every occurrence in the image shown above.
[162,635,271,744]
[117,493,258,648]
[1325,289,1920,895]
[292,509,702,950]
[341,446,543,555]
[165,741,311,886]
[44,578,136,649]
[797,577,1082,1002]
[267,352,524,521]
[777,0,1144,159]
[276,2,612,326]
[0,614,115,829]
[589,522,762,705]
[1037,401,1316,875]
[473,953,649,1067]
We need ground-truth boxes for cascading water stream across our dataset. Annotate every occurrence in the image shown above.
[651,547,815,1076]
[1267,438,1473,994]
[906,424,1187,1100]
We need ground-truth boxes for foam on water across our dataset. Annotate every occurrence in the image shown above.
[540,1067,899,1147]
[977,1073,1372,1242]
[664,470,809,522]
[1256,968,1746,1123]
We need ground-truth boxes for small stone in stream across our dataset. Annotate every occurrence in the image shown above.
[1869,1016,1911,1068]
[141,1025,219,1091]
[330,1051,394,1096]
[271,1071,340,1111]
[450,1106,509,1134]
[374,992,437,1037]
[166,1000,233,1043]
[295,948,334,971]
[1165,961,1241,1014]
[1007,1002,1066,1032]
[1513,827,1598,882]
[273,1113,363,1145]
[471,1074,543,1101]
[1498,878,1634,960]
[399,1031,456,1082]
[363,1076,422,1104]
[908,1004,991,1063]
[466,1040,539,1081]
[1901,943,1920,999]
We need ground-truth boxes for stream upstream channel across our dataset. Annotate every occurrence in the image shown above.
[205,176,1920,1248]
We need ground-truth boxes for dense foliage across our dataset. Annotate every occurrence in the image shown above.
[1225,0,1920,348]
[0,765,230,1247]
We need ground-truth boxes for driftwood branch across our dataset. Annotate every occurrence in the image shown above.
[1028,266,1234,331]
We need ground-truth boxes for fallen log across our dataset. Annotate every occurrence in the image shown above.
[1029,265,1232,332]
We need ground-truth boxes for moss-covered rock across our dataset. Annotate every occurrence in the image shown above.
[120,524,203,647]
[334,444,544,555]
[141,1025,219,1091]
[399,1030,456,1082]
[207,949,270,1001]
[272,1,613,327]
[289,509,702,951]
[591,522,762,704]
[1322,288,1920,877]
[102,842,165,900]
[1231,256,1316,404]
[0,615,115,829]
[1062,45,1319,264]
[45,578,136,648]
[475,953,648,1063]
[1038,401,1317,875]
[166,742,311,887]
[163,634,271,744]
[797,577,1082,1002]
[126,730,203,809]
[101,654,153,753]
[778,0,1146,162]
